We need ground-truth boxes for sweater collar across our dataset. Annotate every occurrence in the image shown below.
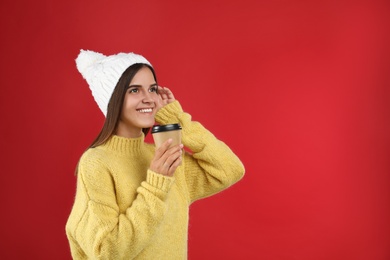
[102,134,146,156]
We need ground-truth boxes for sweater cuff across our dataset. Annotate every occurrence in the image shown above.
[155,100,183,124]
[146,170,175,193]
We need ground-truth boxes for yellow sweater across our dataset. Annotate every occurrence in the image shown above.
[66,101,245,259]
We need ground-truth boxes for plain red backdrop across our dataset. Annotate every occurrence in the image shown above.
[0,0,389,259]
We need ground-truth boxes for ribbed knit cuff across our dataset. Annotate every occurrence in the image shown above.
[146,170,175,193]
[155,100,183,124]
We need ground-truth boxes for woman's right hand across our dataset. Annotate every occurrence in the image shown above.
[150,139,183,177]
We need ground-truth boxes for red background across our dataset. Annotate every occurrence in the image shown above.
[1,0,389,259]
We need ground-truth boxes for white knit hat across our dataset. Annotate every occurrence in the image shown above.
[75,49,152,116]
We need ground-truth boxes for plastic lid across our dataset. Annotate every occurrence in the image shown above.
[151,123,182,134]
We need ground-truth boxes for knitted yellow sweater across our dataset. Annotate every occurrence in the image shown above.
[66,101,245,259]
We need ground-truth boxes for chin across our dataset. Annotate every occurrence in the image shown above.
[139,121,155,128]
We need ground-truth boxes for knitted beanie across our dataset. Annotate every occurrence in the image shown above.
[75,49,152,116]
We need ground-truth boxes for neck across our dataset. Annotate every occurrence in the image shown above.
[116,127,143,138]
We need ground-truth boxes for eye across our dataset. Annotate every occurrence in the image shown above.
[129,88,139,93]
[149,86,158,93]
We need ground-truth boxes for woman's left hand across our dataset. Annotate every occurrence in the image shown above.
[158,86,175,108]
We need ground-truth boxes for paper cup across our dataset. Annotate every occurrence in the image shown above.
[151,123,182,148]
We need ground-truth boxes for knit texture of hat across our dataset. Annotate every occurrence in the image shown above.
[75,49,152,116]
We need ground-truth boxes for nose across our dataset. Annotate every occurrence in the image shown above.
[142,91,154,104]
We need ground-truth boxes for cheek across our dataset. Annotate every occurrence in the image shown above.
[123,95,137,108]
[121,98,136,117]
[121,99,137,121]
[152,93,161,102]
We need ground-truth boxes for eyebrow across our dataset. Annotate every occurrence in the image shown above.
[128,83,157,88]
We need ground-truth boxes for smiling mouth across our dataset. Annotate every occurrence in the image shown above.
[137,108,153,113]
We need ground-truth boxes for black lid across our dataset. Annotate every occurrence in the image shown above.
[151,123,182,134]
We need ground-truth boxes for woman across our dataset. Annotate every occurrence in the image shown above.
[66,50,245,259]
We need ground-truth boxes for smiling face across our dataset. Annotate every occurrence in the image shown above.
[116,66,161,138]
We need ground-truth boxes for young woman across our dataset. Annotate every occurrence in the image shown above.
[66,50,245,259]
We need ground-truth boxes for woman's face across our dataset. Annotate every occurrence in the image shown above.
[116,66,160,138]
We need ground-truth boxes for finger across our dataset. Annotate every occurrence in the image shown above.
[149,140,174,175]
[158,92,168,104]
[159,86,173,98]
[154,142,181,169]
[159,144,182,165]
[151,144,182,176]
[157,85,163,94]
[162,87,175,100]
[154,138,173,158]
[166,156,182,176]
[158,86,167,96]
[160,142,182,158]
[161,93,168,101]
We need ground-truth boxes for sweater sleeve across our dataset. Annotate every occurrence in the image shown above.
[155,100,245,203]
[70,154,174,259]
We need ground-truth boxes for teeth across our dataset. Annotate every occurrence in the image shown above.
[138,108,152,113]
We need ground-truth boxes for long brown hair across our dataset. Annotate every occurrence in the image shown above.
[75,63,157,174]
